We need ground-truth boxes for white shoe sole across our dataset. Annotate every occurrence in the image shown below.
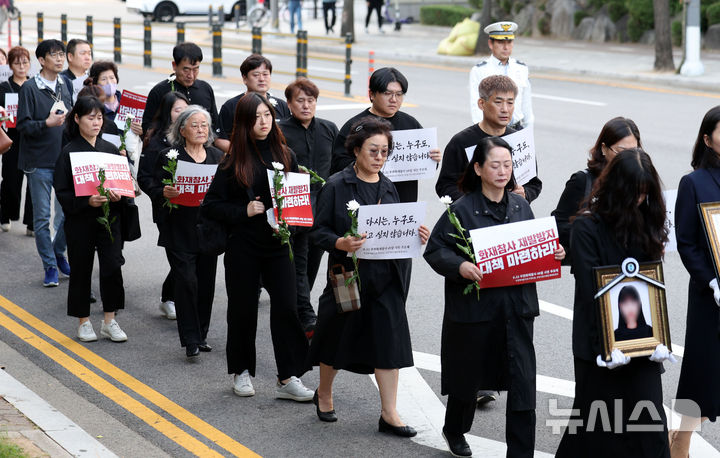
[100,331,127,342]
[276,391,313,402]
[233,387,255,397]
[78,335,97,342]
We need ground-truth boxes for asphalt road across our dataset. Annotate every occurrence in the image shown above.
[2,1,720,457]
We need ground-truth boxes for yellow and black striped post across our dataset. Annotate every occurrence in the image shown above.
[36,12,43,43]
[208,5,214,29]
[86,15,93,48]
[301,31,308,77]
[17,12,22,47]
[212,24,222,77]
[252,26,262,55]
[176,22,185,44]
[344,34,353,96]
[233,3,241,29]
[113,18,122,63]
[295,30,303,77]
[143,19,152,68]
[60,14,67,45]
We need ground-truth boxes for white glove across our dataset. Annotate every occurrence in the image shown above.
[710,279,720,307]
[649,344,678,364]
[596,349,631,370]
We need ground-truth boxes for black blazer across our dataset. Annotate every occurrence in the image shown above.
[551,169,596,264]
[424,189,539,323]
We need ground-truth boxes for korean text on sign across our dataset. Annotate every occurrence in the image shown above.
[469,216,561,289]
[356,201,426,260]
[464,127,537,186]
[267,170,313,227]
[4,93,17,128]
[69,152,135,198]
[382,128,438,182]
[170,160,218,207]
[114,90,147,130]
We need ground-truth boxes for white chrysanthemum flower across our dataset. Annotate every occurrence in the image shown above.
[272,161,284,171]
[167,74,176,82]
[439,195,452,205]
[346,200,360,212]
[126,113,135,121]
[166,149,179,160]
[269,98,278,106]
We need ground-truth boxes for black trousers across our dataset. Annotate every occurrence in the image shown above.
[293,229,323,326]
[161,248,175,302]
[444,395,535,458]
[365,2,382,28]
[66,216,124,318]
[322,1,336,31]
[0,146,33,227]
[224,243,309,380]
[166,249,217,347]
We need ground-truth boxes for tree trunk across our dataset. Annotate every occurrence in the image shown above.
[341,0,355,41]
[474,0,492,55]
[653,0,675,71]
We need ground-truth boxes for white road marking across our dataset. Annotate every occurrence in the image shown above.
[532,93,607,107]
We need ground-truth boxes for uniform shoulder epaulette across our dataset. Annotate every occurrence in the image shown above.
[475,61,488,67]
[516,60,527,66]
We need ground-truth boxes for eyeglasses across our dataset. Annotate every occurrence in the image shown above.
[381,91,404,99]
[47,51,65,59]
[365,148,389,158]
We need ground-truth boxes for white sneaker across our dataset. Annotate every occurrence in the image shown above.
[159,300,177,320]
[233,370,255,397]
[0,222,9,232]
[100,319,128,342]
[276,376,313,402]
[77,321,97,342]
[26,229,34,237]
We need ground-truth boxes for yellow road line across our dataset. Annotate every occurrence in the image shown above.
[0,295,259,458]
[0,310,224,457]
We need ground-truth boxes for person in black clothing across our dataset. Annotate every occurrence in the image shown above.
[137,91,190,321]
[309,116,430,433]
[86,61,143,138]
[53,96,129,343]
[141,43,219,138]
[202,92,314,401]
[278,78,338,337]
[59,39,92,101]
[0,46,33,235]
[614,285,653,342]
[425,137,565,458]
[436,75,542,204]
[551,117,640,263]
[144,106,221,358]
[556,149,675,458]
[215,54,290,153]
[330,67,441,204]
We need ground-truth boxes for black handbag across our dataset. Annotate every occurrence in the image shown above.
[196,214,227,256]
[121,201,142,242]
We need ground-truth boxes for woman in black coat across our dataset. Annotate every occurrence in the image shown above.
[671,106,720,457]
[137,91,190,320]
[202,92,314,400]
[424,136,565,458]
[556,149,675,458]
[54,96,129,343]
[309,116,430,433]
[551,117,640,263]
[145,105,222,358]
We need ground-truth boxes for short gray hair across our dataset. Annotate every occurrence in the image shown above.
[167,104,216,147]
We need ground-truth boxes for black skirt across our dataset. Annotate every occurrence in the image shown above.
[308,259,413,374]
[556,357,669,458]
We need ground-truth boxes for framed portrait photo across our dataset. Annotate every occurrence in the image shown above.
[699,202,720,282]
[594,260,671,361]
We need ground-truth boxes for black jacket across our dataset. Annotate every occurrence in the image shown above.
[551,169,596,263]
[17,75,73,170]
[424,189,539,323]
[137,133,171,223]
[277,116,337,193]
[218,93,291,140]
[142,78,219,135]
[435,123,542,204]
[331,108,423,203]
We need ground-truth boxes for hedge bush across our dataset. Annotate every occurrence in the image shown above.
[420,5,475,26]
[574,10,589,27]
[708,2,720,27]
[671,20,682,46]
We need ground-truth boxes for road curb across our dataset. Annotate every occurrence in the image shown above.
[0,368,118,458]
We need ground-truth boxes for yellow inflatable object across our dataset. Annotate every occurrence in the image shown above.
[438,18,480,56]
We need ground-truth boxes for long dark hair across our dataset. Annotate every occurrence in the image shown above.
[223,92,290,187]
[587,117,641,176]
[458,136,516,194]
[616,285,648,331]
[691,106,720,170]
[143,91,189,148]
[65,96,105,139]
[589,148,668,259]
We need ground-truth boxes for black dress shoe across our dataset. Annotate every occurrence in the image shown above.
[198,343,212,352]
[89,291,97,303]
[378,416,416,437]
[442,431,472,457]
[186,345,200,357]
[312,390,337,422]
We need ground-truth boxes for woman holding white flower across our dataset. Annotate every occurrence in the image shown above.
[308,116,430,435]
[202,93,314,401]
[424,137,565,458]
[145,105,223,358]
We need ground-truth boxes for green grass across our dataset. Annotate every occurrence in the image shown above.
[0,432,29,458]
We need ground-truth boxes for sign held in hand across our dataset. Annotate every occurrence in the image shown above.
[382,127,438,182]
[170,160,218,207]
[356,201,426,259]
[70,152,135,198]
[114,90,147,130]
[267,170,313,227]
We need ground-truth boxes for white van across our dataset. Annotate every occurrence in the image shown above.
[126,0,245,22]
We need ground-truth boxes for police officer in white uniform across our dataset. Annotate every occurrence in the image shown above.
[469,21,534,129]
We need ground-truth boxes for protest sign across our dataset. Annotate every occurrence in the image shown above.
[267,171,313,227]
[0,65,12,83]
[70,152,134,197]
[4,93,17,128]
[114,90,147,130]
[465,127,537,185]
[170,160,218,207]
[469,216,560,288]
[355,202,426,260]
[663,189,677,253]
[101,133,121,148]
[382,127,437,182]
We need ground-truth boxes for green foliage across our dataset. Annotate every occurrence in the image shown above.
[420,5,475,26]
[671,19,682,46]
[574,10,590,27]
[537,16,550,35]
[468,0,482,12]
[0,434,28,458]
[626,0,654,42]
[708,2,720,26]
[608,0,628,22]
[703,0,720,30]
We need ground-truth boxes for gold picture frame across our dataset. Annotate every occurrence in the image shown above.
[699,202,720,281]
[594,260,671,361]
